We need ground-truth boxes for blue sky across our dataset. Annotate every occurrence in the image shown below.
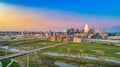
[1,0,120,16]
[0,0,120,32]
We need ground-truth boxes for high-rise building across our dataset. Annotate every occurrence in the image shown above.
[63,29,66,33]
[66,29,70,35]
[75,29,80,34]
[95,29,99,34]
[66,28,75,35]
[70,28,75,35]
[84,24,89,34]
[90,27,94,34]
[49,30,53,36]
[81,29,84,33]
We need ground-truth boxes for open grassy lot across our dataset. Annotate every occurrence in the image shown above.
[0,40,45,56]
[0,49,7,56]
[0,48,14,56]
[10,40,62,50]
[14,53,120,67]
[46,42,120,59]
[0,49,12,56]
[0,40,42,46]
[15,54,58,67]
[1,40,120,67]
[2,40,120,59]
[0,40,62,67]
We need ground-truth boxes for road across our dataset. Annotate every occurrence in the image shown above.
[0,42,67,60]
[83,39,120,45]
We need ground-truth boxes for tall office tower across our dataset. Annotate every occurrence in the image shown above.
[49,30,53,36]
[75,29,79,34]
[90,27,94,34]
[67,29,70,35]
[84,24,89,34]
[70,28,75,35]
[81,29,84,34]
[63,29,67,34]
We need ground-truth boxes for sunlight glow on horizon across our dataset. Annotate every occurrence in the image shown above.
[0,3,120,32]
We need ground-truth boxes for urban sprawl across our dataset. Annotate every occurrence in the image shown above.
[0,24,120,45]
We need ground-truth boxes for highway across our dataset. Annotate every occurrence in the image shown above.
[83,39,120,46]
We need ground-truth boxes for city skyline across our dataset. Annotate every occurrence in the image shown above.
[0,0,120,32]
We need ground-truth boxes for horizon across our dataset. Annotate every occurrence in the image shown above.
[0,0,120,32]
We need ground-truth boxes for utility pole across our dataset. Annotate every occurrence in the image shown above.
[27,54,29,67]
[24,45,30,67]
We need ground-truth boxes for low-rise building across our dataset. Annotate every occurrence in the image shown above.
[73,37,82,43]
[63,35,73,42]
[16,35,24,40]
[63,38,73,42]
[100,32,108,39]
[0,35,11,40]
[57,36,64,42]
[50,36,57,41]
[90,33,103,39]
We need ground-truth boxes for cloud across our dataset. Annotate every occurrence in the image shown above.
[0,3,120,31]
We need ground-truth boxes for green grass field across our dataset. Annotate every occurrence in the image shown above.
[11,40,62,50]
[1,40,120,59]
[14,53,120,67]
[0,40,62,67]
[4,40,120,59]
[0,49,14,56]
[46,42,120,59]
[0,40,43,46]
[0,49,7,56]
[1,40,120,67]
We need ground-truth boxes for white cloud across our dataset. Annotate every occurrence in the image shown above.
[0,2,120,31]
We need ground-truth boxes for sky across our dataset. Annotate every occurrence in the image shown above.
[0,0,120,32]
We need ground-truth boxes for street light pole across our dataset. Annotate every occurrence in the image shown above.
[6,49,8,56]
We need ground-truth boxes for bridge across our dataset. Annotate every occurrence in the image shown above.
[83,39,120,46]
[0,43,67,60]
